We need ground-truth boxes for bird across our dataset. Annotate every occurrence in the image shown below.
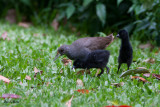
[54,33,114,61]
[73,50,110,77]
[117,29,133,73]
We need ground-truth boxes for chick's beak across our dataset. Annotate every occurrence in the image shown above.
[53,52,61,61]
[116,34,120,38]
[72,65,76,72]
[72,65,75,69]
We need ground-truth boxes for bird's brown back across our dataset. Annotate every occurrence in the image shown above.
[72,34,114,51]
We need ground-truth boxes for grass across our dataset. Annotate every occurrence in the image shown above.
[0,21,160,107]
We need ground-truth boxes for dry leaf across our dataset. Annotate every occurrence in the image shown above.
[0,94,21,99]
[95,69,100,76]
[51,19,59,31]
[46,82,53,86]
[34,67,39,73]
[61,58,72,66]
[143,73,151,77]
[76,70,91,75]
[34,67,43,78]
[155,48,160,55]
[76,89,89,94]
[25,75,31,80]
[153,74,160,80]
[131,76,151,83]
[136,67,147,69]
[139,43,152,49]
[1,32,7,40]
[105,105,132,107]
[5,9,16,24]
[42,33,47,37]
[143,58,155,64]
[19,81,23,85]
[65,95,74,107]
[143,73,160,80]
[33,33,39,37]
[18,22,31,28]
[111,82,124,87]
[120,68,149,77]
[60,69,63,73]
[76,79,83,87]
[0,75,10,83]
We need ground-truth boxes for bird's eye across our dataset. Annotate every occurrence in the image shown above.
[60,49,64,53]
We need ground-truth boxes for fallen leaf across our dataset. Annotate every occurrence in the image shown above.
[143,73,151,77]
[42,33,47,37]
[136,67,147,69]
[139,43,152,49]
[0,75,10,83]
[120,68,149,77]
[60,69,63,73]
[1,32,7,40]
[95,69,100,76]
[5,9,16,24]
[69,24,76,32]
[65,95,74,107]
[46,82,53,86]
[155,48,160,55]
[18,22,31,28]
[34,67,39,73]
[0,94,21,99]
[33,33,38,37]
[34,67,43,78]
[76,89,89,94]
[19,81,23,85]
[105,106,132,107]
[143,58,155,64]
[51,19,59,31]
[25,75,31,80]
[153,74,160,80]
[111,82,124,87]
[119,106,132,107]
[143,73,160,80]
[61,58,72,66]
[76,79,83,87]
[76,70,91,75]
[131,76,151,83]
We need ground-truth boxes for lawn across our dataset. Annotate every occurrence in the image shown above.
[0,22,160,107]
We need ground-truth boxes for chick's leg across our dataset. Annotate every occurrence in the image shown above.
[97,68,104,77]
[106,66,109,74]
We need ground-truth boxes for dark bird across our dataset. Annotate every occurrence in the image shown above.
[54,34,114,61]
[73,50,110,77]
[117,29,133,73]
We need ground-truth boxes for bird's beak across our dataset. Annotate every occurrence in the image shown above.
[72,66,76,72]
[53,52,61,61]
[72,65,75,69]
[116,34,120,38]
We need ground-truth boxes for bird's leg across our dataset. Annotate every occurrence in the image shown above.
[117,63,122,74]
[97,68,104,77]
[106,66,109,74]
[127,62,131,70]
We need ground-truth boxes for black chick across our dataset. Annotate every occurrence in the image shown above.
[117,29,133,73]
[73,50,110,77]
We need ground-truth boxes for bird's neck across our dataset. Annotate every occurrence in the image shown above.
[121,38,130,46]
[66,45,77,60]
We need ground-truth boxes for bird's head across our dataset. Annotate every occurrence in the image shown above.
[53,45,70,61]
[116,29,129,40]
